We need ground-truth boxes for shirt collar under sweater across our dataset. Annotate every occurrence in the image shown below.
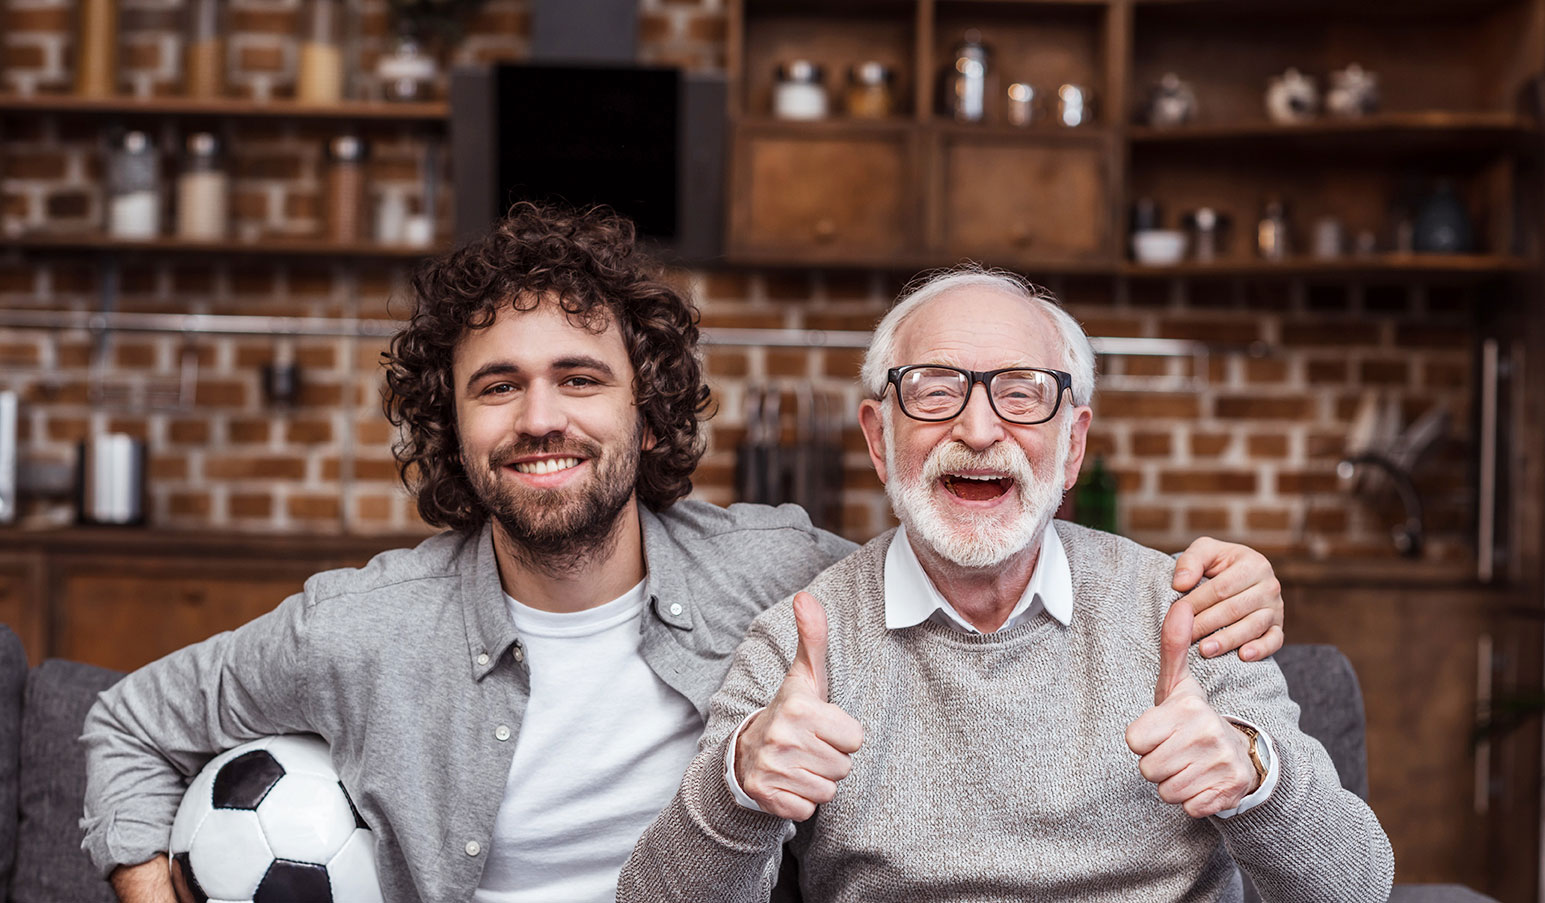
[884,520,1073,634]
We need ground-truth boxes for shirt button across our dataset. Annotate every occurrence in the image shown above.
[512,645,525,663]
[669,603,684,616]
[476,652,489,666]
[495,725,511,742]
[465,840,481,857]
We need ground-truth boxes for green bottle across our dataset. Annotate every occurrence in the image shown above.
[1074,455,1119,534]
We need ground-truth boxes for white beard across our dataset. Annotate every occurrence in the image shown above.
[882,408,1071,569]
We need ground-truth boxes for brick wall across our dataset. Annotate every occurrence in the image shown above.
[0,0,1480,564]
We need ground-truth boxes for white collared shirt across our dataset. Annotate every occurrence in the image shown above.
[727,523,1279,819]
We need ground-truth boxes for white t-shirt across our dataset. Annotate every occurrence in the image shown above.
[472,581,704,903]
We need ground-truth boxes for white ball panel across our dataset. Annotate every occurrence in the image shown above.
[264,734,337,779]
[327,829,384,903]
[257,773,356,863]
[170,765,216,854]
[187,808,273,902]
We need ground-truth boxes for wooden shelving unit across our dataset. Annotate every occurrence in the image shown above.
[4,232,445,260]
[0,94,449,122]
[726,0,1544,279]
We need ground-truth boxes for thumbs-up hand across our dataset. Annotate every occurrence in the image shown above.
[1124,599,1260,818]
[733,592,864,821]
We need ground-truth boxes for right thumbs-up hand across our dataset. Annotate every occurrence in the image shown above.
[733,592,865,821]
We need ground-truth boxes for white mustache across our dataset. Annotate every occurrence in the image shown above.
[921,441,1035,487]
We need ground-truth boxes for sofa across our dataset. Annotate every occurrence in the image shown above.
[0,624,1503,902]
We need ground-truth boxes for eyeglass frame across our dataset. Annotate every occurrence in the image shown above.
[882,364,1075,425]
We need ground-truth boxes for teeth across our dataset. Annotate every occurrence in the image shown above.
[949,473,1006,482]
[513,457,580,475]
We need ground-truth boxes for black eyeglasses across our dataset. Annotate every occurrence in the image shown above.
[884,365,1073,425]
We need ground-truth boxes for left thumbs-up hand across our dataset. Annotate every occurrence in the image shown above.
[1124,599,1260,818]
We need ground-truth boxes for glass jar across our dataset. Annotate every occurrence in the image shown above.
[325,135,367,243]
[939,30,993,123]
[106,131,161,239]
[297,0,344,104]
[176,132,229,241]
[184,0,225,98]
[845,61,894,119]
[377,31,437,102]
[772,60,827,120]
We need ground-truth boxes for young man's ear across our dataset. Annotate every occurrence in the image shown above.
[858,399,889,484]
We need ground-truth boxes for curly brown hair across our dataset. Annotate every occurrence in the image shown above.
[384,202,711,531]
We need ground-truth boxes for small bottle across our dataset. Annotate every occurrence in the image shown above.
[1257,198,1290,261]
[1074,455,1119,535]
[325,135,367,243]
[76,0,119,97]
[176,132,229,241]
[773,61,827,120]
[845,62,894,119]
[184,0,226,98]
[106,131,161,239]
[297,0,345,104]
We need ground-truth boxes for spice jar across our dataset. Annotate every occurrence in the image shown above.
[106,131,161,239]
[325,135,367,243]
[184,0,225,98]
[76,0,118,97]
[297,0,344,104]
[845,62,894,119]
[772,61,827,120]
[939,30,993,123]
[176,132,229,241]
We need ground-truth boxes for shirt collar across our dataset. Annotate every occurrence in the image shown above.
[884,520,1073,634]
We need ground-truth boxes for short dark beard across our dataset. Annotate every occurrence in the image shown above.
[468,424,643,576]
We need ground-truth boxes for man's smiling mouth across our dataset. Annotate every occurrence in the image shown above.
[940,473,1012,501]
[511,457,582,475]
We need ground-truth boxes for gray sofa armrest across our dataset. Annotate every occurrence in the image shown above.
[1389,885,1501,903]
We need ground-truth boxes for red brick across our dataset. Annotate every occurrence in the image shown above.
[1359,359,1409,385]
[1079,315,1144,338]
[229,9,296,31]
[228,418,271,443]
[763,272,815,301]
[1245,508,1292,531]
[1306,359,1350,383]
[355,418,395,445]
[3,45,45,68]
[823,348,865,379]
[706,349,749,377]
[230,493,274,518]
[169,492,212,517]
[46,417,90,441]
[105,417,150,438]
[1185,507,1231,531]
[149,454,188,480]
[698,308,786,330]
[638,12,673,43]
[1094,392,1200,419]
[238,45,286,73]
[1395,323,1468,350]
[122,42,165,69]
[1280,321,1380,347]
[5,155,66,179]
[1424,360,1466,387]
[1246,434,1289,458]
[5,6,72,29]
[204,455,306,479]
[1243,358,1288,383]
[286,418,333,444]
[197,380,249,408]
[1213,396,1311,420]
[765,349,809,377]
[685,14,726,42]
[1131,431,1171,456]
[288,495,340,520]
[113,342,158,369]
[1189,432,1231,456]
[1276,470,1338,494]
[1158,470,1257,494]
[45,192,90,218]
[0,342,40,365]
[1123,357,1171,378]
[355,495,395,521]
[1127,506,1172,531]
[297,382,344,406]
[804,311,882,331]
[1158,318,1261,344]
[168,419,210,444]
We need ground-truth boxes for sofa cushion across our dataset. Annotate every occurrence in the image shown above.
[1272,643,1370,800]
[10,659,124,903]
[0,626,26,897]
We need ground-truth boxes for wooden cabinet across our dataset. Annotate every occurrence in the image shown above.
[726,0,1541,276]
[1285,580,1542,902]
[0,529,417,673]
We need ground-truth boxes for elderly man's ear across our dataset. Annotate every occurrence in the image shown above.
[858,399,889,484]
[1062,406,1093,491]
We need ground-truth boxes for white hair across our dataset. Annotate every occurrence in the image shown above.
[859,266,1096,408]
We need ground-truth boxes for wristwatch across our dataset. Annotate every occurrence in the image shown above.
[1231,721,1269,788]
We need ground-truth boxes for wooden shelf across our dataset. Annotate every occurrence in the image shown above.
[0,94,449,122]
[932,121,1111,142]
[733,115,915,137]
[5,233,445,260]
[1129,112,1537,145]
[1120,253,1534,277]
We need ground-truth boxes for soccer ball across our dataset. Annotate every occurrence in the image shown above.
[168,734,382,903]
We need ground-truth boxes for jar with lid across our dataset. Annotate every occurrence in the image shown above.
[106,131,161,239]
[938,30,994,123]
[845,62,895,119]
[377,26,438,102]
[297,0,345,104]
[325,135,368,243]
[184,0,225,98]
[176,132,229,241]
[772,61,828,120]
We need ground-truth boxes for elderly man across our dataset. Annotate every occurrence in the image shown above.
[619,268,1394,902]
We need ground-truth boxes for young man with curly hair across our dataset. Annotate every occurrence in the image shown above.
[82,203,1290,903]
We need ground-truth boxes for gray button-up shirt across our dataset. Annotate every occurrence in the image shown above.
[80,500,855,902]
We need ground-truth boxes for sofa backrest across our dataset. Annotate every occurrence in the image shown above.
[0,626,25,899]
[1272,642,1370,800]
[10,657,124,903]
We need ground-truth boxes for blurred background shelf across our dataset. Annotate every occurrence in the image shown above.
[0,94,450,122]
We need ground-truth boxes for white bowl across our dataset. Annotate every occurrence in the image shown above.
[1131,229,1188,265]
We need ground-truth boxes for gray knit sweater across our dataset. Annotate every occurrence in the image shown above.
[618,523,1394,902]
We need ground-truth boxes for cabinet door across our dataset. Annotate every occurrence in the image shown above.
[51,563,312,673]
[731,131,914,262]
[1286,585,1540,899]
[939,140,1107,262]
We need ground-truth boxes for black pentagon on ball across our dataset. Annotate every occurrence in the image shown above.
[170,851,209,903]
[212,749,286,810]
[339,781,368,830]
[254,859,334,903]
